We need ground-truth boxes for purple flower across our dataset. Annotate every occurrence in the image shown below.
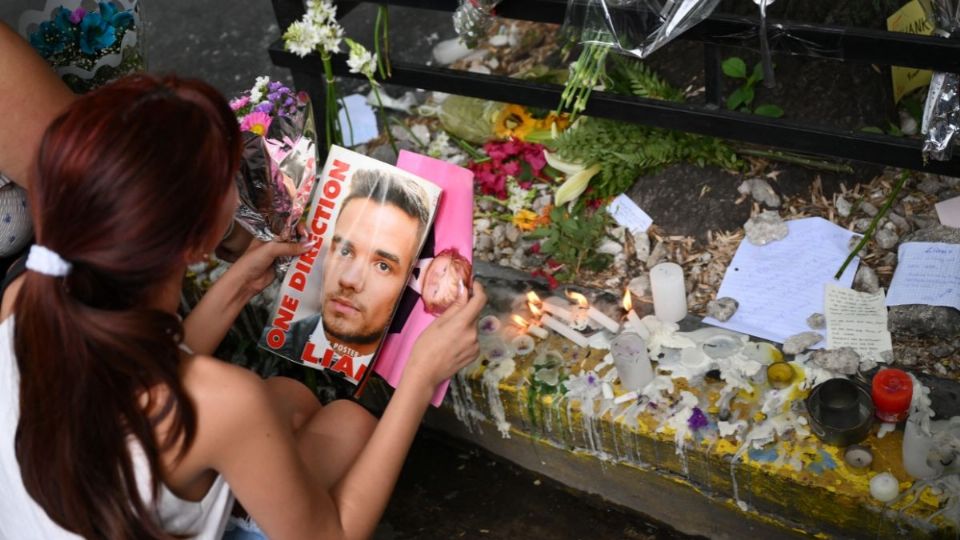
[586,373,597,386]
[687,407,709,431]
[69,8,87,25]
[254,101,274,114]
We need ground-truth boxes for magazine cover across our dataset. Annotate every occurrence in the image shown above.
[377,150,475,406]
[259,145,442,393]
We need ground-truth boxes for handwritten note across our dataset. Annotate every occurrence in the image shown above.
[825,285,892,362]
[887,242,960,310]
[704,217,859,344]
[607,194,653,234]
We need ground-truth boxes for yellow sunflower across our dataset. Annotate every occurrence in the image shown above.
[494,104,537,140]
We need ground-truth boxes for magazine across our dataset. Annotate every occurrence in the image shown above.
[377,151,475,406]
[259,146,442,393]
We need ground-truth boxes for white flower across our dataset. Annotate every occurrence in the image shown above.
[249,75,270,102]
[345,38,376,79]
[316,23,343,55]
[306,0,337,25]
[283,20,320,58]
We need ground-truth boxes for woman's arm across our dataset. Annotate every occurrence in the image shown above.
[0,23,75,188]
[193,283,485,540]
[182,239,306,355]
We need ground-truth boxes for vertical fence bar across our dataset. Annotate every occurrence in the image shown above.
[703,44,723,108]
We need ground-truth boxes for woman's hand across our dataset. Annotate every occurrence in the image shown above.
[227,238,311,299]
[403,282,486,389]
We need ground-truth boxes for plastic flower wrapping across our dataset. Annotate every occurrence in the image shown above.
[453,0,505,48]
[919,0,960,161]
[562,0,721,59]
[20,0,143,93]
[230,77,319,245]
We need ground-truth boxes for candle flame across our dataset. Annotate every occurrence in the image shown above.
[622,289,633,312]
[566,290,589,308]
[529,302,542,318]
[511,314,529,329]
[526,291,541,305]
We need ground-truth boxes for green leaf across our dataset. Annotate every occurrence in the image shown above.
[887,122,903,137]
[860,126,884,134]
[750,62,764,84]
[721,57,747,79]
[753,104,784,118]
[726,86,753,110]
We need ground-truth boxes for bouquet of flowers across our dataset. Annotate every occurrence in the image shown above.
[230,77,319,244]
[23,0,143,93]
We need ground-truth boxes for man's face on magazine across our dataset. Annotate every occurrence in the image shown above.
[321,198,420,348]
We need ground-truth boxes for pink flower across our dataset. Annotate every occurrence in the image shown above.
[240,111,272,136]
[501,160,521,177]
[230,95,250,112]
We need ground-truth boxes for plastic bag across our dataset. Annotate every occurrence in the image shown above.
[453,0,504,48]
[919,0,960,161]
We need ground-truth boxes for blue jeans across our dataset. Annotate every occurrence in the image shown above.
[222,516,267,540]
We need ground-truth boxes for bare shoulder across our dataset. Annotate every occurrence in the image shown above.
[180,355,276,426]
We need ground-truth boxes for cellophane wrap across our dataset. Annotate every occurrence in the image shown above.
[235,93,319,243]
[920,0,960,161]
[563,0,721,59]
[453,0,504,48]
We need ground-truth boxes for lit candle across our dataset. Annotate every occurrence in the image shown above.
[527,291,575,325]
[540,314,589,348]
[511,314,549,339]
[621,289,647,337]
[650,262,687,323]
[610,332,653,391]
[567,291,621,333]
[869,472,899,503]
[872,368,913,423]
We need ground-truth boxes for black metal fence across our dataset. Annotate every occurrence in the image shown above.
[269,0,960,176]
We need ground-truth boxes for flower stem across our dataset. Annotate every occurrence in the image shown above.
[339,94,354,147]
[834,170,909,279]
[372,83,398,155]
[382,5,391,78]
[388,117,426,148]
[449,134,485,161]
[374,6,386,80]
[321,53,342,150]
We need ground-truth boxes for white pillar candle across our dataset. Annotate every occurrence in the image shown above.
[869,472,899,503]
[650,262,687,323]
[542,299,575,325]
[602,382,614,400]
[587,306,621,333]
[611,332,653,391]
[540,314,589,348]
[528,324,549,339]
[613,391,638,405]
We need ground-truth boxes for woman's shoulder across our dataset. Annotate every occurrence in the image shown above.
[181,354,274,420]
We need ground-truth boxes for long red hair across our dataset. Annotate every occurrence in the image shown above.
[14,74,241,539]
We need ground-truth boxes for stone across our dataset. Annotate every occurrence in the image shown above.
[532,194,552,213]
[900,109,919,136]
[902,224,960,244]
[889,305,960,339]
[500,247,514,255]
[808,347,861,375]
[939,190,960,202]
[475,235,494,253]
[911,214,939,230]
[853,266,880,294]
[597,239,624,256]
[491,225,506,245]
[509,252,527,269]
[930,343,956,359]
[505,224,521,243]
[887,212,910,233]
[633,231,651,262]
[848,236,867,258]
[836,196,853,218]
[744,211,788,246]
[806,313,826,329]
[738,178,781,208]
[474,218,492,232]
[918,176,944,195]
[878,252,897,267]
[860,202,879,217]
[646,241,667,269]
[875,229,899,250]
[783,331,823,355]
[706,297,739,322]
[628,274,650,298]
[851,218,873,234]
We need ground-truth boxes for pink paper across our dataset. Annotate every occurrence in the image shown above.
[377,151,474,406]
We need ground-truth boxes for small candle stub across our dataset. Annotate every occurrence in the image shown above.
[766,362,795,389]
[869,472,899,503]
[872,368,913,423]
[844,445,873,469]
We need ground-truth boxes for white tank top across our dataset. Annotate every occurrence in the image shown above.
[0,317,234,539]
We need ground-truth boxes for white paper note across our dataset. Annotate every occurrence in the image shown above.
[703,217,859,344]
[607,194,653,234]
[886,242,960,310]
[338,94,379,146]
[824,284,892,362]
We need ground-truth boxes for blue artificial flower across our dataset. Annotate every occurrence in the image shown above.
[29,18,70,58]
[78,12,116,55]
[98,2,134,31]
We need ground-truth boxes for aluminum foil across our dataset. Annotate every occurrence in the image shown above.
[920,0,960,160]
[234,94,318,243]
[563,0,721,59]
[453,0,504,48]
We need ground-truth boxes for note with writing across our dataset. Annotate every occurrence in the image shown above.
[703,217,859,344]
[607,194,653,234]
[887,242,960,310]
[824,285,892,362]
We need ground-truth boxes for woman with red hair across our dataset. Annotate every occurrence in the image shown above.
[0,73,485,539]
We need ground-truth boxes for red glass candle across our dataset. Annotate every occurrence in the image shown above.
[872,368,913,422]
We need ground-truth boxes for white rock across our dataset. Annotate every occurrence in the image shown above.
[633,231,651,262]
[783,331,823,355]
[432,38,473,65]
[628,274,650,297]
[853,266,880,294]
[744,211,788,246]
[836,196,852,218]
[489,34,509,47]
[597,239,624,256]
[738,178,781,208]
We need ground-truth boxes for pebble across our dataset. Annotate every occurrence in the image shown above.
[475,235,494,253]
[532,194,552,213]
[853,266,880,294]
[474,218,491,232]
[878,252,897,267]
[505,224,520,243]
[744,211,788,246]
[783,331,823,355]
[911,214,939,230]
[887,212,909,233]
[491,225,506,245]
[930,343,956,358]
[860,201,879,217]
[597,239,624,256]
[939,190,960,202]
[646,241,667,269]
[836,196,853,218]
[875,228,899,250]
[633,231,651,262]
[628,274,650,298]
[706,297,739,322]
[851,218,873,234]
[738,178,781,208]
[488,34,510,47]
[806,313,826,329]
[809,347,861,375]
[919,176,944,195]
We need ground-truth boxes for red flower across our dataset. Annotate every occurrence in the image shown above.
[531,269,559,290]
